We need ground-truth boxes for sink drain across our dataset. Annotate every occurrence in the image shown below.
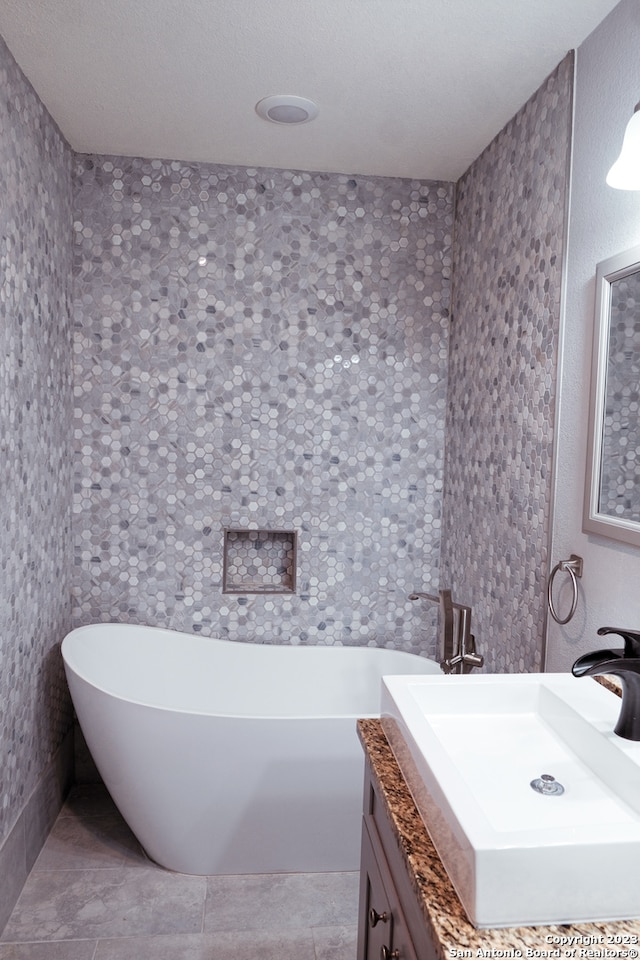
[530,773,565,796]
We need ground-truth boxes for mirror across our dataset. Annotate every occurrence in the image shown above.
[584,244,640,547]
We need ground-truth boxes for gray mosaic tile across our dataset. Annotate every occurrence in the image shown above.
[223,529,296,593]
[441,55,573,673]
[600,268,640,521]
[71,158,454,654]
[0,33,74,850]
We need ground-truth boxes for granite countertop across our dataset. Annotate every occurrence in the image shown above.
[357,714,640,959]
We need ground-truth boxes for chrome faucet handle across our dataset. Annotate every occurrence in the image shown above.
[442,653,463,670]
[461,651,484,668]
[442,650,484,671]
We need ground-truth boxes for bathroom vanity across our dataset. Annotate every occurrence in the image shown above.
[357,721,438,959]
[357,718,640,960]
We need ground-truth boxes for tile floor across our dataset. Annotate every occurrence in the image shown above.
[0,785,359,959]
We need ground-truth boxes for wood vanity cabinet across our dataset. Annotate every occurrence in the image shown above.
[357,755,438,960]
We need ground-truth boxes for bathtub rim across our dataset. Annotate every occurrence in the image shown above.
[62,622,441,721]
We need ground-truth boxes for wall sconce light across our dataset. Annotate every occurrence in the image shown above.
[607,101,640,190]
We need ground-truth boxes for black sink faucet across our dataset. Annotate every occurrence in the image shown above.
[572,627,640,740]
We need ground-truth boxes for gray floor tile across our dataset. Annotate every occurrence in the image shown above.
[1,786,359,960]
[60,786,119,820]
[0,816,28,936]
[1,869,206,942]
[312,924,358,960]
[204,871,359,932]
[0,943,97,959]
[93,928,317,959]
[33,816,144,872]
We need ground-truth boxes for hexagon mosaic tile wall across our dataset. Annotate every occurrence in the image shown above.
[442,56,573,673]
[601,269,640,521]
[0,34,74,845]
[72,159,453,655]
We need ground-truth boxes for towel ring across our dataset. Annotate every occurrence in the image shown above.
[547,555,583,625]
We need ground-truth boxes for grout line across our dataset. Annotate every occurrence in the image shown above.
[0,937,100,946]
[200,876,207,934]
[29,865,147,874]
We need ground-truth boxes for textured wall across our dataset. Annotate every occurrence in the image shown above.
[546,0,640,673]
[442,55,573,672]
[0,36,74,846]
[72,158,453,655]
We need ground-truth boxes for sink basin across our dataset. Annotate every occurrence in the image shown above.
[381,673,640,928]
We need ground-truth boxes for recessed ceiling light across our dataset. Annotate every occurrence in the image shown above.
[255,95,319,125]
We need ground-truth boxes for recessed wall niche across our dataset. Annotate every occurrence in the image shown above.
[223,529,297,594]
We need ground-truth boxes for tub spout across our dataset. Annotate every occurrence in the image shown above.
[572,627,640,740]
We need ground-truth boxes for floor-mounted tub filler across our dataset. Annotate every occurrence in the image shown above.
[61,623,440,876]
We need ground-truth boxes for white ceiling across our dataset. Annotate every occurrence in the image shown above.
[0,0,622,181]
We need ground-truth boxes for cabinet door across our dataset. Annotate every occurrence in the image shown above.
[357,824,393,960]
[362,759,438,960]
[386,912,420,960]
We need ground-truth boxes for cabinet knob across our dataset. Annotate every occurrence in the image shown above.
[381,947,400,960]
[369,907,389,927]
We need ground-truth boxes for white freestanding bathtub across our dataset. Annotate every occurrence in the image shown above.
[62,622,440,875]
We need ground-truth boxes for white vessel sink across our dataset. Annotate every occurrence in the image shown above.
[381,673,640,928]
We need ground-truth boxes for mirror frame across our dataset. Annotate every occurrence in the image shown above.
[583,243,640,548]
